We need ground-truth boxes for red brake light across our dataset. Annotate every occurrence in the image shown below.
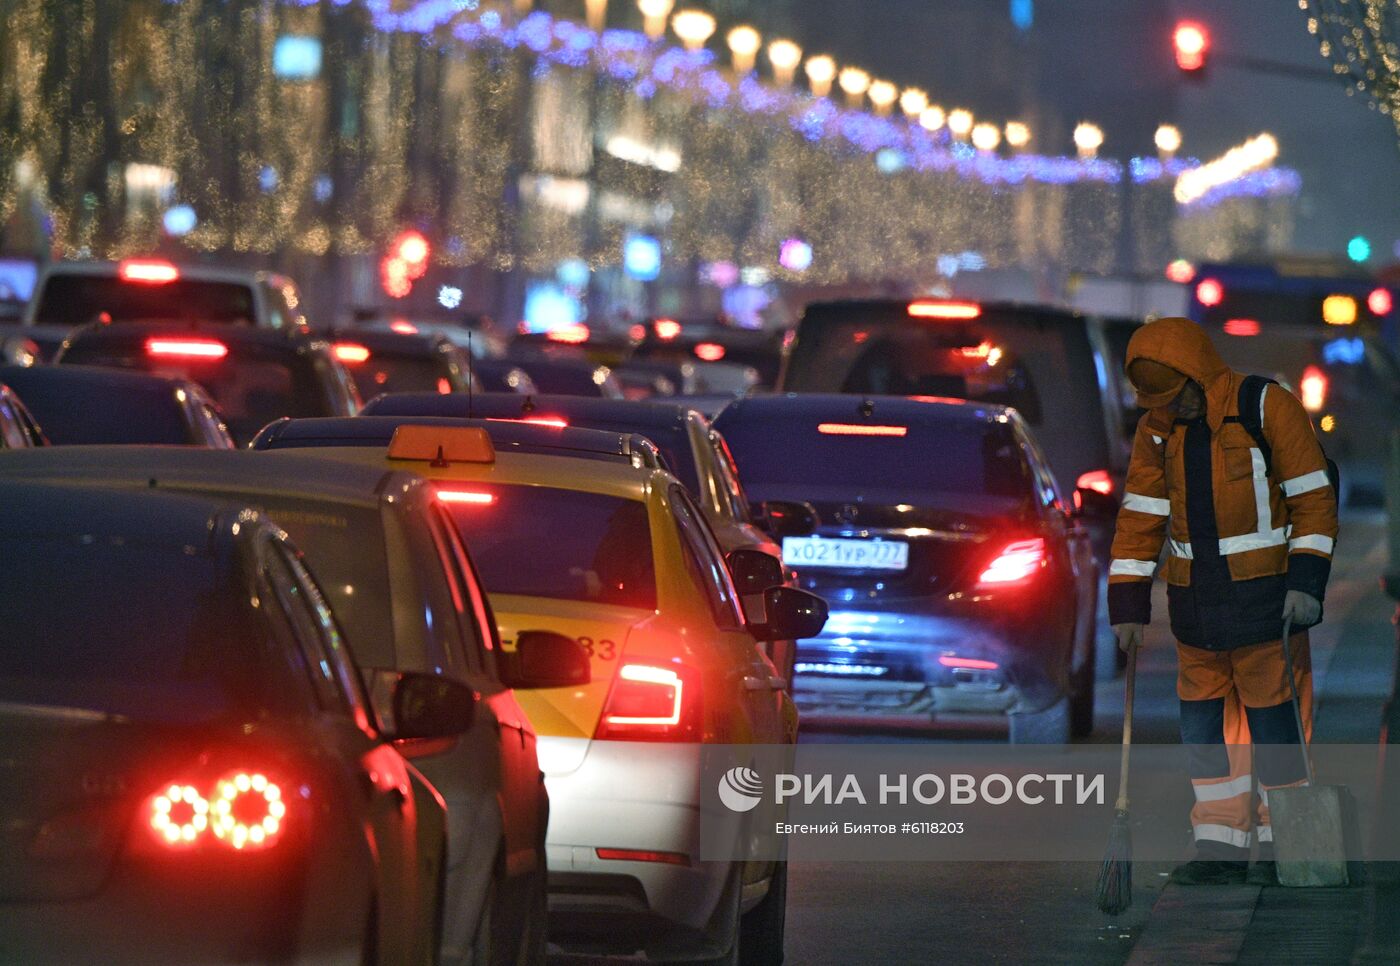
[629,324,647,342]
[119,259,180,284]
[1299,365,1327,412]
[596,847,689,866]
[547,323,590,344]
[595,663,701,742]
[390,319,419,334]
[694,342,726,361]
[1224,318,1260,337]
[938,655,1000,671]
[437,377,452,395]
[333,342,371,364]
[1369,288,1393,316]
[437,488,496,505]
[1075,470,1114,496]
[145,337,228,360]
[145,771,285,851]
[976,537,1047,587]
[654,318,682,340]
[521,416,567,427]
[817,422,908,437]
[1196,278,1224,307]
[908,300,981,320]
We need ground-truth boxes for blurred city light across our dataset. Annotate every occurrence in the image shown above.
[804,55,836,97]
[1347,235,1372,263]
[947,109,974,139]
[624,234,662,280]
[438,285,463,309]
[1073,122,1104,158]
[1155,124,1182,156]
[1004,122,1031,149]
[162,204,197,236]
[780,238,814,272]
[768,40,802,86]
[671,10,716,51]
[273,36,322,80]
[726,26,760,74]
[899,88,928,119]
[1174,133,1277,204]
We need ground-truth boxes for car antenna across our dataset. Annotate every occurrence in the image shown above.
[859,397,875,417]
[466,330,474,418]
[522,395,536,414]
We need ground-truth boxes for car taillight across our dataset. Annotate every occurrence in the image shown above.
[145,337,228,360]
[119,259,180,284]
[1369,287,1393,316]
[437,488,495,505]
[976,537,1047,587]
[654,318,682,340]
[1299,365,1327,412]
[596,847,689,866]
[390,319,419,334]
[547,323,590,344]
[145,771,286,851]
[1075,470,1114,496]
[817,422,908,437]
[1224,318,1261,337]
[907,300,981,320]
[694,342,726,361]
[938,655,1000,671]
[595,663,701,742]
[333,342,371,364]
[1195,278,1223,307]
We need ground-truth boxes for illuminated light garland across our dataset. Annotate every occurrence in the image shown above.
[1174,133,1279,204]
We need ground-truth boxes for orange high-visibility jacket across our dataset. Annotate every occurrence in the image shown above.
[1106,318,1338,649]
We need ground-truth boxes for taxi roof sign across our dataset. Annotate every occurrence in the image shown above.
[387,424,495,465]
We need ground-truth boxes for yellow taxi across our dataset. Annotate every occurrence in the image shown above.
[253,416,829,965]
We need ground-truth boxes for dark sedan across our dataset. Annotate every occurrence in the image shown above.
[714,394,1100,742]
[0,364,233,447]
[0,481,466,963]
[55,322,361,444]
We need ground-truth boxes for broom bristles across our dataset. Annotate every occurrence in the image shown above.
[1095,810,1133,915]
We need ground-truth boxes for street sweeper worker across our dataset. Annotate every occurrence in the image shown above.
[1108,316,1338,886]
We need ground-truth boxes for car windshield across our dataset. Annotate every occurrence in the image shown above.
[34,274,256,325]
[5,374,191,444]
[0,537,276,722]
[443,484,656,609]
[59,342,328,444]
[719,413,1032,503]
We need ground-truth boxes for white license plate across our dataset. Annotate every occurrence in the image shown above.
[782,536,910,571]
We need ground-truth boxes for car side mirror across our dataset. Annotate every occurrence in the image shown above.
[749,586,828,642]
[1074,487,1117,520]
[757,500,819,539]
[368,669,477,741]
[499,630,591,689]
[726,548,786,596]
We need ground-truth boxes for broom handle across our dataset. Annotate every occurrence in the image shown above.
[1278,615,1314,786]
[1114,642,1138,812]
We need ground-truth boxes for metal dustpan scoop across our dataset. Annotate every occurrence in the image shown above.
[1268,616,1353,888]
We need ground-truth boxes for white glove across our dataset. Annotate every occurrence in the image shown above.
[1282,590,1321,627]
[1113,623,1143,653]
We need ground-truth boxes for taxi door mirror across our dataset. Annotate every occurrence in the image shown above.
[726,548,786,596]
[500,630,591,689]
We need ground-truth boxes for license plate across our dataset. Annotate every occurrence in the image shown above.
[782,536,909,571]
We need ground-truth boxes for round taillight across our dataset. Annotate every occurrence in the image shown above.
[211,772,286,850]
[1369,287,1393,316]
[149,784,210,847]
[1196,278,1224,307]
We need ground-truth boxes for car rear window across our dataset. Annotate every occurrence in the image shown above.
[442,484,656,610]
[341,351,452,400]
[718,412,1032,501]
[60,341,327,444]
[4,374,191,445]
[781,308,1044,423]
[0,538,282,722]
[34,274,256,325]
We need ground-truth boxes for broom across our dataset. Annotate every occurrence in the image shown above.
[1095,640,1138,915]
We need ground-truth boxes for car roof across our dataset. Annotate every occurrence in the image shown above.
[0,477,247,553]
[800,298,1081,322]
[0,446,416,511]
[252,415,661,465]
[0,362,202,395]
[363,392,701,433]
[37,260,274,287]
[281,438,663,503]
[59,320,326,352]
[320,329,455,355]
[715,392,1012,425]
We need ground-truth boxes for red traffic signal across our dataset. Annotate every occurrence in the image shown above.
[1174,21,1209,73]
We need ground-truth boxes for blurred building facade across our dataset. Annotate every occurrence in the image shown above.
[0,0,1299,327]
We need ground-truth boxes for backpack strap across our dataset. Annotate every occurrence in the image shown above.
[1234,374,1277,476]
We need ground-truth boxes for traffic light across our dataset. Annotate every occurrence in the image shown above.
[1173,21,1210,77]
[380,229,431,298]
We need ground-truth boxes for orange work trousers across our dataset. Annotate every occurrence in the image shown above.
[1176,631,1313,852]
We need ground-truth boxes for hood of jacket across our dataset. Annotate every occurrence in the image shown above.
[1124,316,1236,431]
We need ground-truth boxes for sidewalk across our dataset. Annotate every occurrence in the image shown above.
[1125,511,1399,965]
